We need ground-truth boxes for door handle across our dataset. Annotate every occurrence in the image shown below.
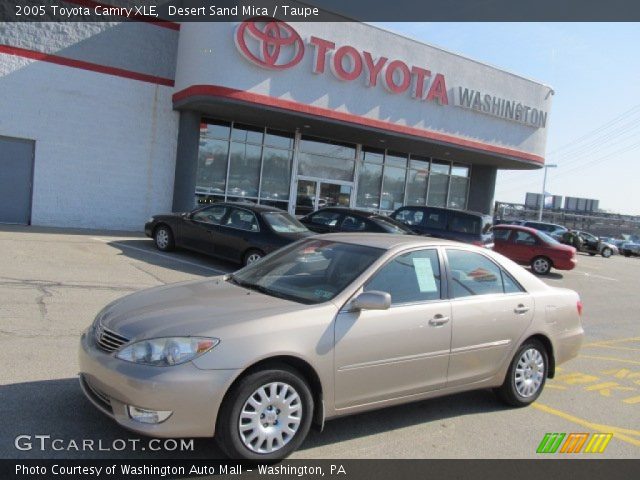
[514,304,530,314]
[429,314,450,327]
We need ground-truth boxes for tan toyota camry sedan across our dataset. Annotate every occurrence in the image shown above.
[79,234,584,460]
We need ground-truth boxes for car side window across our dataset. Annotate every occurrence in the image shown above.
[394,209,424,226]
[501,270,524,294]
[450,213,479,234]
[493,228,511,241]
[446,249,506,298]
[192,205,227,225]
[225,208,259,232]
[514,231,537,245]
[364,249,441,304]
[309,211,341,227]
[425,211,446,230]
[341,215,367,232]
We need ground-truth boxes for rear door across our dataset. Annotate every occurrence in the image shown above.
[214,207,261,262]
[444,248,533,386]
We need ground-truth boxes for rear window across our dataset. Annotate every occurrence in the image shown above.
[450,213,482,235]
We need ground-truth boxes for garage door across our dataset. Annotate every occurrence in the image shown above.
[0,136,35,225]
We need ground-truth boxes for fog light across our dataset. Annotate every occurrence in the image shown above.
[127,405,172,424]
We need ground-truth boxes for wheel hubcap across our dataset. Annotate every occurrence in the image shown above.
[514,348,545,398]
[247,253,261,264]
[239,382,302,454]
[534,259,548,273]
[156,229,168,248]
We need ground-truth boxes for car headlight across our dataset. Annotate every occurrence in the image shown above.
[116,337,219,366]
[147,217,155,223]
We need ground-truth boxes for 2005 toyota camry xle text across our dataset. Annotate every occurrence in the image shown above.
[78,234,584,460]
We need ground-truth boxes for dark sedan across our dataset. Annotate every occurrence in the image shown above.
[145,203,313,266]
[299,207,415,234]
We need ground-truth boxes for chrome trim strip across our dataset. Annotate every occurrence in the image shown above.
[450,339,511,354]
[338,349,450,371]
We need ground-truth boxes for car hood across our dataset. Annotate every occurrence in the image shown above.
[97,277,306,341]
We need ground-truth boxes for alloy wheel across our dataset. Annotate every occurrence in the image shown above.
[532,258,550,274]
[246,253,262,265]
[155,229,169,249]
[514,348,545,398]
[238,382,302,454]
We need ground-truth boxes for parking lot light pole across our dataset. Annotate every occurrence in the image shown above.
[538,164,558,221]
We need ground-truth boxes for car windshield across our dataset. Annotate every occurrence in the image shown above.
[371,216,414,234]
[262,212,309,233]
[229,239,384,304]
[538,231,561,245]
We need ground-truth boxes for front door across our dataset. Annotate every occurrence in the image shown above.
[294,179,352,216]
[334,248,451,409]
[180,204,228,255]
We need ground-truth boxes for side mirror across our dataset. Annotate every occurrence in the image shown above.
[351,291,391,311]
[182,212,192,220]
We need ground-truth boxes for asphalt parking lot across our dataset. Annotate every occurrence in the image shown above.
[0,225,638,460]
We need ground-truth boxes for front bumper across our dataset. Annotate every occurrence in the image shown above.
[78,328,239,438]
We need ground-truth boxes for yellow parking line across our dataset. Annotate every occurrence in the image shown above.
[585,344,640,353]
[579,354,640,366]
[545,384,567,390]
[532,403,640,448]
[583,336,640,347]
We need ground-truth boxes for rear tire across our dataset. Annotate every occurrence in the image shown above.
[215,367,313,460]
[495,340,548,407]
[530,256,552,275]
[154,225,175,252]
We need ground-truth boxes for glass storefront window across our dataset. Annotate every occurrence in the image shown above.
[448,176,469,209]
[356,162,383,209]
[231,123,264,144]
[406,168,429,206]
[227,142,262,199]
[431,160,451,175]
[201,120,231,140]
[300,136,356,159]
[360,147,384,164]
[298,152,355,181]
[451,164,470,177]
[196,138,229,197]
[261,147,293,201]
[385,151,407,168]
[427,174,449,207]
[265,129,294,149]
[381,165,406,211]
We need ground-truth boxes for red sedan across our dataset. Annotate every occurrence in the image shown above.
[492,225,577,275]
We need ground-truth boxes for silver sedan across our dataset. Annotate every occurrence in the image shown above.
[79,234,584,460]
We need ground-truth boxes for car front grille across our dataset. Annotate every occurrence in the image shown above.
[94,323,129,353]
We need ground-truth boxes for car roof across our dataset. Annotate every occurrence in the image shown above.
[313,232,466,250]
[310,207,379,218]
[493,224,540,235]
[212,202,286,213]
[394,205,491,218]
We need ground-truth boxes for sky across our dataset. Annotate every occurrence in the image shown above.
[375,23,640,215]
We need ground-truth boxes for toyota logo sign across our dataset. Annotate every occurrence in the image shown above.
[235,17,304,70]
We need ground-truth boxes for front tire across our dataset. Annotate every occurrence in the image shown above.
[216,367,314,460]
[531,256,552,275]
[601,247,612,258]
[495,340,548,407]
[154,225,175,251]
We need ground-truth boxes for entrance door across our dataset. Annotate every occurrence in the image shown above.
[0,136,35,225]
[294,179,352,216]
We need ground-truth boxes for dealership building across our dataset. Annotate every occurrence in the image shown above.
[0,18,553,229]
